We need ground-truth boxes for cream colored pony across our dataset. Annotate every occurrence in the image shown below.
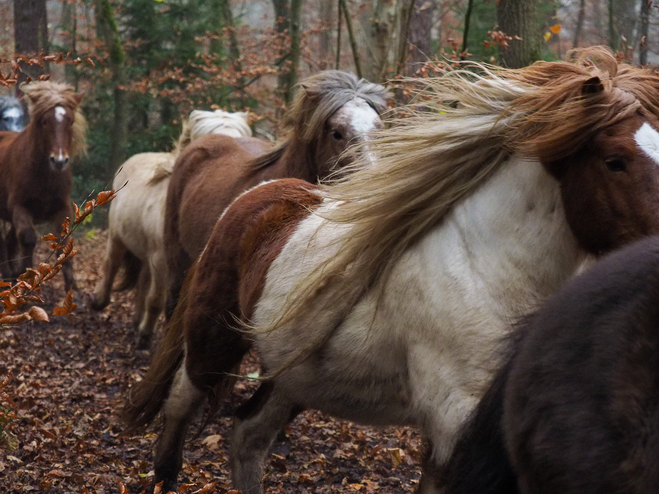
[90,110,253,349]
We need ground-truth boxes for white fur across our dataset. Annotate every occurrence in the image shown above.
[344,98,380,134]
[635,122,659,165]
[3,107,21,120]
[187,109,252,139]
[54,105,66,123]
[252,155,586,464]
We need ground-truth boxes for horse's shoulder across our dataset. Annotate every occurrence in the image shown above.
[203,178,322,317]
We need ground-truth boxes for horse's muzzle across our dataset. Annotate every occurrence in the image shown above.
[49,154,70,171]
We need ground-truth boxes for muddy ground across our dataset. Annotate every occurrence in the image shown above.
[1,230,422,493]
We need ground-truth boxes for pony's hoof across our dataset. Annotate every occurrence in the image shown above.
[135,333,152,351]
[89,294,109,311]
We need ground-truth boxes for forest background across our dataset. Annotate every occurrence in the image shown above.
[1,0,656,227]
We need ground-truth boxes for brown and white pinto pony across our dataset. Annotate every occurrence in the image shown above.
[90,110,253,349]
[163,70,389,317]
[0,81,86,290]
[123,48,659,493]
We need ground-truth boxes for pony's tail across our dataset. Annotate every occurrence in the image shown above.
[113,251,142,292]
[442,359,519,494]
[121,264,195,433]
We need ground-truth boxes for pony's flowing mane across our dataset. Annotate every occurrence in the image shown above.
[21,81,87,159]
[172,109,252,157]
[248,70,390,171]
[264,47,659,374]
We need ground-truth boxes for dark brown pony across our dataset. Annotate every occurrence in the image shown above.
[164,70,389,317]
[442,235,659,494]
[0,81,86,290]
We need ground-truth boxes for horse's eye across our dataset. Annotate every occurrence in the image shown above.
[331,130,343,140]
[605,157,626,172]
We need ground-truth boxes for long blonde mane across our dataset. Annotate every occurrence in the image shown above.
[265,47,659,373]
[172,109,252,157]
[21,81,87,159]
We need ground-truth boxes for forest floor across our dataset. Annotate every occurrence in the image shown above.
[1,230,422,493]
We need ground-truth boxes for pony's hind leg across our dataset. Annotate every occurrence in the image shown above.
[231,382,303,494]
[91,235,126,310]
[154,363,205,493]
[135,253,166,349]
[132,264,150,345]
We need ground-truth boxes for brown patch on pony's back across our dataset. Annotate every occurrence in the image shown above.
[248,70,390,172]
[21,80,87,159]
[235,180,323,320]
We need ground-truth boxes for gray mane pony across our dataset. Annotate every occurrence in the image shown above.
[0,97,25,132]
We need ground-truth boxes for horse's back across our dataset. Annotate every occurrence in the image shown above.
[110,152,173,259]
[166,133,272,260]
[197,178,322,318]
[504,236,659,493]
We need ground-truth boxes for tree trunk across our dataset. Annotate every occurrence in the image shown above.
[408,0,434,73]
[61,0,79,89]
[14,0,48,87]
[608,0,618,51]
[497,0,540,68]
[318,0,333,69]
[340,0,362,78]
[462,0,475,55]
[394,0,416,77]
[639,0,650,65]
[282,0,303,106]
[572,0,586,48]
[94,0,128,173]
[369,0,397,81]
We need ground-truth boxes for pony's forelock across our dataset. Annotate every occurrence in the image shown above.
[21,81,87,159]
[248,71,390,172]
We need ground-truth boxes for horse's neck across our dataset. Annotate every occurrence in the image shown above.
[278,140,316,182]
[424,154,585,321]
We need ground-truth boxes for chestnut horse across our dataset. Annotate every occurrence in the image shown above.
[163,70,389,317]
[123,48,659,493]
[442,235,659,494]
[0,82,86,290]
[91,110,253,349]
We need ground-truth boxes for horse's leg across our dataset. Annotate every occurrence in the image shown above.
[231,382,303,494]
[418,438,446,494]
[135,253,166,349]
[132,263,149,336]
[11,205,37,276]
[91,235,127,310]
[0,224,10,279]
[153,363,205,493]
[154,285,250,490]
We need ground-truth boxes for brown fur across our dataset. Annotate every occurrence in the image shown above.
[0,81,86,289]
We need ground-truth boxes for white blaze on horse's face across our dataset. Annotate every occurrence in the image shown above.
[325,97,382,172]
[634,122,659,166]
[48,105,72,172]
[54,106,67,123]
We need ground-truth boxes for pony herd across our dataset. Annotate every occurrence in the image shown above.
[4,47,659,493]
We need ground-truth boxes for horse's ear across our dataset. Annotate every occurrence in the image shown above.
[73,93,83,107]
[582,76,604,96]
